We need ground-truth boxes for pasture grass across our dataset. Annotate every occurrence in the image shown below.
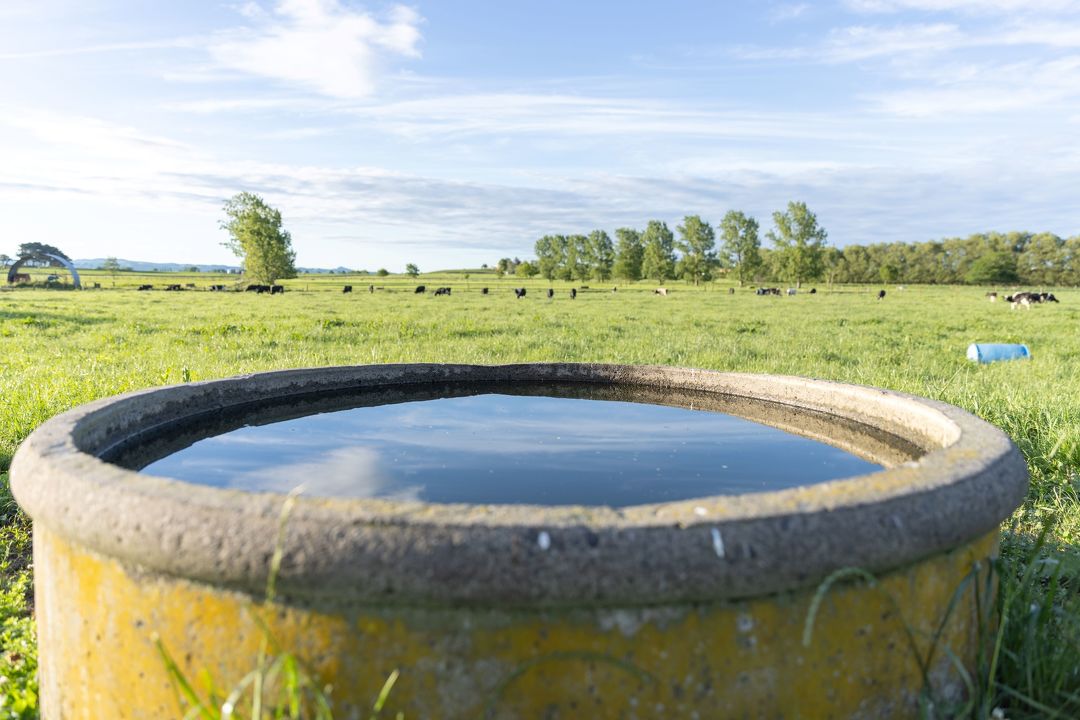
[2,278,1080,717]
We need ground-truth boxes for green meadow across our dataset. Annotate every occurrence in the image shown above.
[2,275,1080,718]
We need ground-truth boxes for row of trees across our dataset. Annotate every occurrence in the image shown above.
[525,202,827,286]
[798,232,1080,286]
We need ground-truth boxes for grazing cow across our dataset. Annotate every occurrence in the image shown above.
[729,287,735,294]
[245,284,260,292]
[809,288,817,294]
[514,287,527,299]
[11,273,31,284]
[1040,292,1060,303]
[570,288,577,299]
[165,284,182,291]
[756,287,781,296]
[481,287,489,295]
[138,284,153,291]
[270,285,284,295]
[547,288,555,299]
[786,288,797,296]
[369,285,375,293]
[1007,291,1049,310]
[878,290,886,300]
[433,287,451,296]
[343,285,353,293]
[654,288,669,296]
[987,292,998,302]
[209,284,226,292]
[415,285,426,294]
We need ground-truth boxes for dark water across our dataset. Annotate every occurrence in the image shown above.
[124,383,903,507]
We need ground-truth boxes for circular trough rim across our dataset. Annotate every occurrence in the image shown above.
[11,363,1028,607]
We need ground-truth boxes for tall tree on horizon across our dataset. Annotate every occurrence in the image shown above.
[641,220,676,283]
[613,227,643,281]
[675,215,717,286]
[766,201,828,287]
[220,192,297,285]
[588,229,615,281]
[719,210,761,286]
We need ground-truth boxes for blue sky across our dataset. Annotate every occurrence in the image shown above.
[2,0,1079,270]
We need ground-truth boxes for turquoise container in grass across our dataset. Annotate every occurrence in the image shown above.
[967,343,1031,363]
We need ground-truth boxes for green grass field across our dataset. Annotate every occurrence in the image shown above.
[2,276,1079,718]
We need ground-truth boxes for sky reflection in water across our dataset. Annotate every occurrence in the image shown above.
[142,393,882,506]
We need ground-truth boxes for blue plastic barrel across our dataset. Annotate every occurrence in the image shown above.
[966,343,1031,363]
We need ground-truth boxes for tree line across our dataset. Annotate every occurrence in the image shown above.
[500,201,827,287]
[503,206,1078,287]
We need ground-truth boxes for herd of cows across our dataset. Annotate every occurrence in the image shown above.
[105,283,1064,309]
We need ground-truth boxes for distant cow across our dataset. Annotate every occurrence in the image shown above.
[92,282,101,289]
[165,284,182,291]
[729,287,735,294]
[415,285,426,294]
[756,287,781,296]
[570,288,577,299]
[433,287,451,296]
[514,287,527,299]
[245,284,262,292]
[369,285,375,293]
[270,285,284,295]
[878,290,887,300]
[786,288,797,296]
[809,288,817,294]
[612,287,617,293]
[481,287,489,295]
[138,284,153,291]
[209,284,226,292]
[654,288,668,296]
[343,285,353,293]
[11,273,31,284]
[1007,291,1056,309]
[547,288,555,299]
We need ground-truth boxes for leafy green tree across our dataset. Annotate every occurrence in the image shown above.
[965,252,1019,285]
[613,228,643,281]
[0,254,11,267]
[376,268,390,277]
[766,201,828,287]
[515,260,539,277]
[405,263,420,278]
[561,235,589,281]
[220,192,297,285]
[641,220,676,283]
[102,257,122,287]
[719,211,761,286]
[495,258,513,277]
[534,235,566,282]
[588,230,615,281]
[675,215,717,285]
[17,242,69,260]
[1018,233,1064,285]
[879,263,899,284]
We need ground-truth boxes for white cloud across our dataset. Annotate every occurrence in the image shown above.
[209,0,422,98]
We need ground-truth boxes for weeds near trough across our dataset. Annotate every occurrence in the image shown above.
[154,489,402,720]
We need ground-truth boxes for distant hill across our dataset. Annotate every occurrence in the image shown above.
[74,258,354,274]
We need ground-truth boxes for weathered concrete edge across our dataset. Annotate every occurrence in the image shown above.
[11,363,1029,606]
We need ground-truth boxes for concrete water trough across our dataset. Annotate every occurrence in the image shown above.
[11,363,1028,718]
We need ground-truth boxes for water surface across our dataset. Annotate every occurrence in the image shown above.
[123,383,907,506]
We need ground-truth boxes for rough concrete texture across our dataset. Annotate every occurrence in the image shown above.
[34,524,999,719]
[12,363,1029,605]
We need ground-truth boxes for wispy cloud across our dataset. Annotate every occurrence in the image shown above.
[208,0,423,98]
[845,0,1080,14]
